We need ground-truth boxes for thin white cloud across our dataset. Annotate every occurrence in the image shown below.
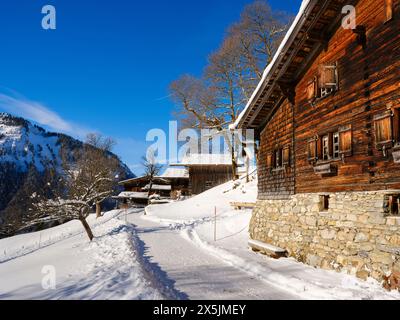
[154,94,172,102]
[0,91,90,137]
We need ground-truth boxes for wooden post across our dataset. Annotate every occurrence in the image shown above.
[214,206,217,242]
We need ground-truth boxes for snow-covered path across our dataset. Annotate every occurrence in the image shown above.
[126,211,299,300]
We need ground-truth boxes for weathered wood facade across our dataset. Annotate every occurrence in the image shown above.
[119,174,189,199]
[258,99,295,200]
[188,165,232,195]
[295,0,400,193]
[171,154,237,195]
[238,0,400,198]
[236,0,400,285]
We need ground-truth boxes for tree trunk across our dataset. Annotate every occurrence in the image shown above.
[96,202,102,218]
[79,217,94,241]
[147,180,153,206]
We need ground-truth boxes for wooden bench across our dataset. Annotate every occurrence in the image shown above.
[248,239,288,259]
[230,202,256,210]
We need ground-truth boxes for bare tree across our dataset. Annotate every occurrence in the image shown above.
[170,75,222,129]
[86,133,116,153]
[206,37,247,123]
[141,149,163,206]
[33,136,120,241]
[170,1,291,180]
[229,1,291,80]
[85,133,117,218]
[170,74,240,180]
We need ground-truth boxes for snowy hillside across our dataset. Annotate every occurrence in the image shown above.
[0,113,61,172]
[0,113,132,175]
[0,113,134,237]
[146,174,258,222]
[0,210,166,300]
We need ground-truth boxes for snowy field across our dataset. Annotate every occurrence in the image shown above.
[145,176,400,300]
[0,210,164,300]
[1,176,399,300]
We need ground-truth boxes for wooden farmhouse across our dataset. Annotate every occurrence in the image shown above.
[234,0,400,285]
[116,167,190,206]
[171,154,237,195]
[157,167,190,197]
[113,191,150,208]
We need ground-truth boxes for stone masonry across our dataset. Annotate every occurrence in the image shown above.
[250,191,400,286]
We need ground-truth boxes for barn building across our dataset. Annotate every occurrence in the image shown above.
[234,0,400,285]
[117,167,190,205]
[171,154,237,195]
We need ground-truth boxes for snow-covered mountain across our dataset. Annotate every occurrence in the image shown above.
[0,113,62,172]
[0,113,134,236]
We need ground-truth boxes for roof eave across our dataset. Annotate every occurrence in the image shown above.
[234,0,318,131]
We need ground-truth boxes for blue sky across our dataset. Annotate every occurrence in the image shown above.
[0,0,301,175]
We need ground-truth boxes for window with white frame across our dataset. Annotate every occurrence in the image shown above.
[322,135,330,161]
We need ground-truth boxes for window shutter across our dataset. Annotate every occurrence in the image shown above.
[266,153,273,169]
[374,112,393,148]
[308,138,317,162]
[283,146,290,166]
[319,64,337,88]
[385,0,393,22]
[317,137,323,160]
[306,78,317,101]
[339,125,353,157]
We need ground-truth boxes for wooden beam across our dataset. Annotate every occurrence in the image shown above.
[277,81,296,105]
[257,96,286,132]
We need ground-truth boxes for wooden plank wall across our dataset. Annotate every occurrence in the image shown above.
[189,166,232,195]
[258,99,295,199]
[294,0,400,193]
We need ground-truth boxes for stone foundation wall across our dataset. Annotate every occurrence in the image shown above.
[250,191,400,284]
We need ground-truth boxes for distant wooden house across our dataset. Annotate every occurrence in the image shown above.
[158,167,190,197]
[117,167,189,204]
[234,0,400,285]
[112,191,149,208]
[118,176,167,193]
[171,154,237,195]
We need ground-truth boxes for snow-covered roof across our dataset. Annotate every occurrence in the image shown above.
[142,184,172,191]
[159,167,189,179]
[114,192,149,199]
[171,153,235,166]
[232,0,311,129]
[118,175,168,185]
